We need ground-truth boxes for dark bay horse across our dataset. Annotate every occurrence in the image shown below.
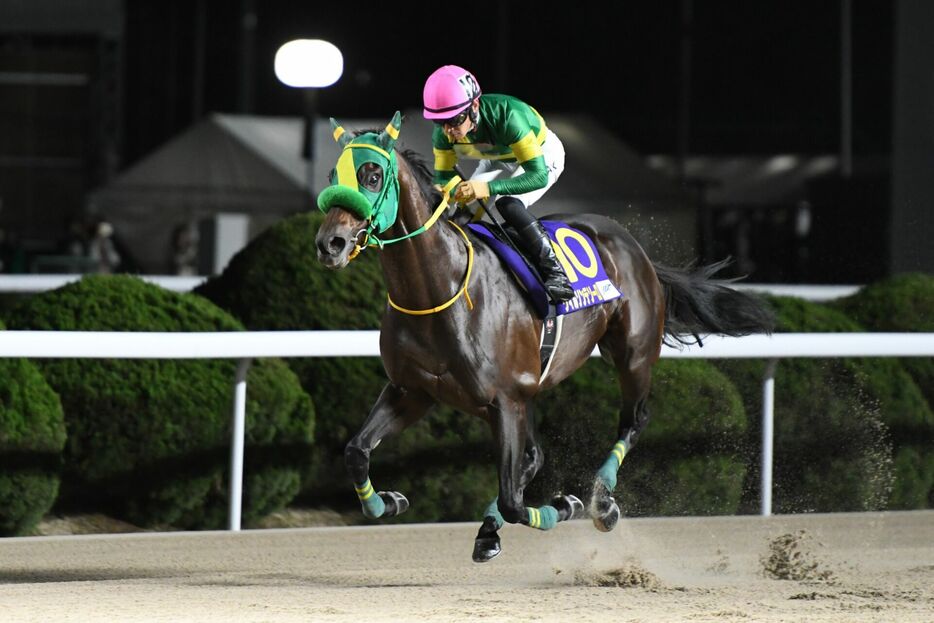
[314,112,773,562]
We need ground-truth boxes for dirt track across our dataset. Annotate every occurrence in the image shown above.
[0,511,932,622]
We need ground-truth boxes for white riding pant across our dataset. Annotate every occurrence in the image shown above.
[470,129,565,209]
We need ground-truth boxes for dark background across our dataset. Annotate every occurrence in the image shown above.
[121,1,891,161]
[1,0,930,282]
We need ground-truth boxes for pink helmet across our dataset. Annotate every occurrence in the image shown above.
[422,65,482,120]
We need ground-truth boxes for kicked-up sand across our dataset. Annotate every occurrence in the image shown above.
[0,510,931,622]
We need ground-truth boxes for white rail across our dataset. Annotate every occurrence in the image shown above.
[733,283,861,301]
[1,330,932,527]
[0,275,861,301]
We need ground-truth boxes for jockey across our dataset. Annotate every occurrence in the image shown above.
[422,64,575,303]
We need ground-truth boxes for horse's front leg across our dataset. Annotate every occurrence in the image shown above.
[345,382,434,519]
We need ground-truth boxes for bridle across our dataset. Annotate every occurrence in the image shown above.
[317,112,476,315]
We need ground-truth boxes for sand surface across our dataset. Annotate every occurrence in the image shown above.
[0,511,932,622]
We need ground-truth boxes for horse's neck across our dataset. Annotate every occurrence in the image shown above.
[378,158,468,311]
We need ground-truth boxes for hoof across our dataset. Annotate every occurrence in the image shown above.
[550,494,585,521]
[591,499,620,533]
[589,483,620,533]
[473,516,502,563]
[378,491,409,517]
[472,534,501,563]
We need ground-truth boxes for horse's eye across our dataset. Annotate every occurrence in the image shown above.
[359,163,383,192]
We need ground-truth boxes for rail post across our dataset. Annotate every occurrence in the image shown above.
[229,357,252,530]
[761,358,779,516]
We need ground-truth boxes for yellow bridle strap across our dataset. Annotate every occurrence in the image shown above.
[387,221,475,315]
[417,175,461,231]
[346,142,392,160]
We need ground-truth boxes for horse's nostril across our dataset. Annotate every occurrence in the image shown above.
[317,235,346,256]
[328,236,347,255]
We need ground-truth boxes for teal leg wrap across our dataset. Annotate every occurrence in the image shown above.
[484,497,504,530]
[355,479,385,519]
[596,438,630,491]
[526,505,559,531]
[486,498,559,531]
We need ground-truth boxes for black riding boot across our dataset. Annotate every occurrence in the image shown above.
[517,220,575,302]
[496,196,575,303]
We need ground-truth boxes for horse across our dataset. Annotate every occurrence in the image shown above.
[314,112,774,562]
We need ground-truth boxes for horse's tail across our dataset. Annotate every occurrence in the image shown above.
[652,258,776,347]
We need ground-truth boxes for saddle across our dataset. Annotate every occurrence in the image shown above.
[467,220,622,319]
[467,220,623,378]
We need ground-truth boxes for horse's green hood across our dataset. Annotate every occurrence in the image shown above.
[317,112,402,235]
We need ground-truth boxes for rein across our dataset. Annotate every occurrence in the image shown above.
[351,175,462,254]
[346,174,475,316]
[321,115,475,316]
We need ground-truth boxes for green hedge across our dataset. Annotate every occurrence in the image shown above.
[3,275,314,529]
[832,273,934,507]
[713,294,931,512]
[197,212,502,522]
[0,318,67,536]
[198,216,933,518]
[528,358,748,516]
[833,273,934,410]
[196,212,387,500]
[834,272,934,331]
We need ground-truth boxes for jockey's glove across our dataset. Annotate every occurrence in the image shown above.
[454,180,490,204]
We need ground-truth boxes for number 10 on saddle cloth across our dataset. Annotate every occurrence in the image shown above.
[468,219,623,319]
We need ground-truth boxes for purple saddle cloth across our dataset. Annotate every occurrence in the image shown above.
[468,220,623,318]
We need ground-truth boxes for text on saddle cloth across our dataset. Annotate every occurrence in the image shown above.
[468,220,623,319]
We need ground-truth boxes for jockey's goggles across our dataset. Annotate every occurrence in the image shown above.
[434,108,471,128]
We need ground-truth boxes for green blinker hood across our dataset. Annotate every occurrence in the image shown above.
[317,111,403,235]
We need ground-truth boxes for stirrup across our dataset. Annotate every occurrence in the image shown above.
[545,279,575,303]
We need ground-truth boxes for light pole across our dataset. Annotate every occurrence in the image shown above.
[274,39,343,196]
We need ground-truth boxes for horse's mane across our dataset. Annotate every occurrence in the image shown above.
[399,146,445,206]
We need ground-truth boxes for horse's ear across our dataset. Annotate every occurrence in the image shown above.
[330,117,353,148]
[377,110,403,150]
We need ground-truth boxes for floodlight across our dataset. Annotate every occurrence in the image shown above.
[274,39,343,88]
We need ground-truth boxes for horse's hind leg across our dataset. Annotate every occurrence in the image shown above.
[522,404,584,521]
[590,353,654,533]
[345,382,434,519]
[474,403,545,562]
[474,401,583,563]
[474,401,537,562]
